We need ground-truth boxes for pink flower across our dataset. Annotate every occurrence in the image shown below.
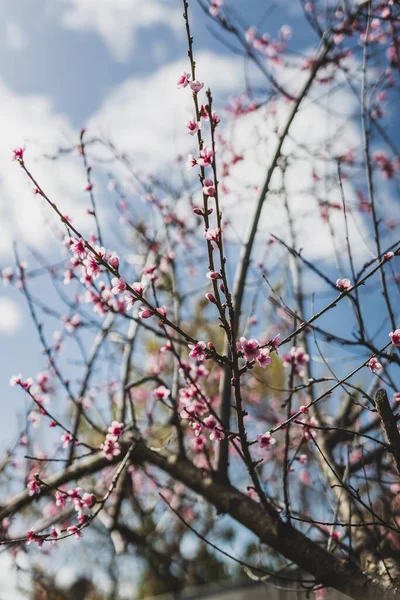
[393,392,400,402]
[71,238,87,259]
[189,341,207,361]
[238,337,260,361]
[204,415,217,430]
[197,146,214,167]
[28,479,41,496]
[204,228,219,242]
[82,493,96,509]
[131,282,144,295]
[390,329,400,347]
[85,183,93,192]
[209,0,223,16]
[108,254,120,269]
[256,350,272,368]
[139,306,154,319]
[202,179,216,197]
[269,334,281,353]
[61,432,73,448]
[154,385,171,400]
[108,421,124,437]
[336,278,352,292]
[368,356,382,373]
[187,118,201,136]
[10,373,22,386]
[55,491,67,507]
[205,293,216,304]
[156,306,167,318]
[83,254,101,279]
[67,525,83,539]
[384,252,395,261]
[210,428,224,442]
[192,435,206,452]
[101,435,121,460]
[177,72,191,88]
[1,267,13,285]
[257,432,276,450]
[111,277,127,295]
[190,80,204,93]
[12,147,25,161]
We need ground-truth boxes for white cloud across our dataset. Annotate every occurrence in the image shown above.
[0,297,22,334]
[88,51,250,173]
[56,0,181,62]
[0,80,95,259]
[5,21,27,52]
[88,50,370,263]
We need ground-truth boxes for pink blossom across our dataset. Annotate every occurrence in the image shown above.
[156,306,167,318]
[27,528,43,547]
[390,329,400,347]
[197,146,214,167]
[63,313,81,334]
[205,293,217,304]
[83,254,101,278]
[55,491,67,507]
[67,525,83,539]
[209,0,223,16]
[210,428,224,442]
[82,493,96,509]
[1,267,13,285]
[101,435,121,460]
[204,415,217,430]
[393,392,400,402]
[177,72,191,88]
[187,118,201,136]
[10,373,22,386]
[85,183,93,192]
[61,432,73,448]
[143,265,159,281]
[154,385,171,400]
[12,147,25,161]
[139,306,154,319]
[202,179,216,197]
[111,277,127,295]
[368,356,382,373]
[28,479,41,496]
[256,350,272,368]
[258,432,276,450]
[190,80,204,93]
[192,435,206,452]
[71,238,87,259]
[269,334,281,353]
[206,270,221,280]
[108,254,119,269]
[237,337,260,361]
[189,341,207,361]
[336,278,352,292]
[204,228,219,242]
[384,252,395,261]
[108,421,124,437]
[131,281,144,295]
